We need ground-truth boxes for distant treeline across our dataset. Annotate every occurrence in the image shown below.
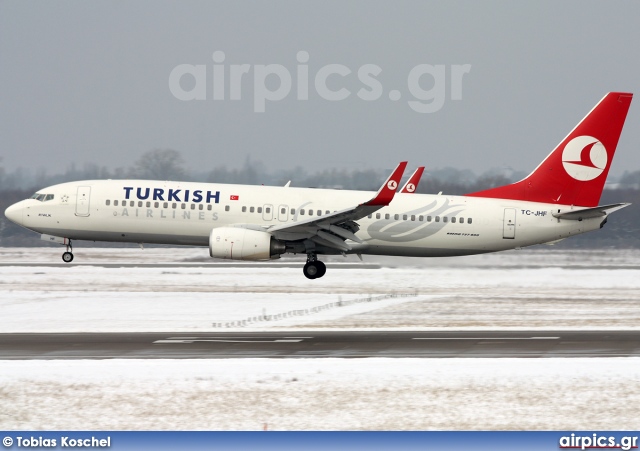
[1,149,639,248]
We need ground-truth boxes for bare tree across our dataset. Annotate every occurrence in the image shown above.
[132,149,186,181]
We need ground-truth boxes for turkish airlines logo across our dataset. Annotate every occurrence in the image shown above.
[405,183,416,193]
[387,180,398,190]
[561,135,608,181]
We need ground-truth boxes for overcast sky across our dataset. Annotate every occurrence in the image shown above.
[1,1,639,179]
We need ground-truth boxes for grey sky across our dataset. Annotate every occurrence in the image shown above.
[1,1,639,179]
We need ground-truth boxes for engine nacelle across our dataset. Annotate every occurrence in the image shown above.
[209,227,286,261]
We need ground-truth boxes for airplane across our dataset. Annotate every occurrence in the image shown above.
[400,166,425,193]
[4,92,633,279]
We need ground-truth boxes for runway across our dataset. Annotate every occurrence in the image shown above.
[1,331,639,359]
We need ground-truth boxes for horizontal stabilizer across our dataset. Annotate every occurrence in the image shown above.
[552,203,630,220]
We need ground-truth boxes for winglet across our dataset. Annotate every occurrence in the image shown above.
[400,166,425,193]
[363,161,407,206]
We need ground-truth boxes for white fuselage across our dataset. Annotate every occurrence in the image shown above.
[6,179,604,257]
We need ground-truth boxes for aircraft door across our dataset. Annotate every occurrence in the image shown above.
[262,204,274,221]
[278,204,289,222]
[75,186,91,217]
[503,208,516,239]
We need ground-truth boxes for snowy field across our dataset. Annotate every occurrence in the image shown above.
[1,247,640,429]
[2,358,640,430]
[1,247,639,331]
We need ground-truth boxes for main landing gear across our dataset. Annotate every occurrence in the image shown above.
[303,253,326,279]
[62,239,74,263]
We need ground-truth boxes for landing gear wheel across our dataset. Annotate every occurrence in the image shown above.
[62,252,74,263]
[303,262,319,279]
[303,261,326,279]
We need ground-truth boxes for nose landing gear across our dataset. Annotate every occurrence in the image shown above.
[62,240,74,263]
[303,253,326,279]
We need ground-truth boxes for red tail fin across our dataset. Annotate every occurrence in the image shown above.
[466,92,633,207]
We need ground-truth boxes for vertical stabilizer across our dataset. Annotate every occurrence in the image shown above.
[466,92,633,207]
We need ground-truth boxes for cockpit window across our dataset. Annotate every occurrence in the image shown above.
[30,193,54,202]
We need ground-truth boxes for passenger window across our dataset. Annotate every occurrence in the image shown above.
[138,201,143,207]
[427,216,432,222]
[435,216,440,222]
[443,217,448,223]
[317,210,321,216]
[419,215,423,221]
[122,200,126,206]
[106,200,110,206]
[467,218,472,224]
[290,208,295,215]
[368,214,372,219]
[325,210,330,215]
[403,215,408,220]
[451,217,456,223]
[191,204,196,210]
[257,207,262,213]
[154,202,159,208]
[250,207,255,213]
[242,206,247,213]
[266,207,271,214]
[411,215,415,221]
[281,208,286,214]
[114,200,119,206]
[376,213,381,219]
[207,205,212,211]
[394,214,399,220]
[181,203,186,209]
[225,205,230,212]
[199,204,203,210]
[146,201,150,207]
[459,217,464,223]
[163,202,168,208]
[172,203,177,209]
[308,210,314,216]
[300,209,305,215]
[385,214,390,220]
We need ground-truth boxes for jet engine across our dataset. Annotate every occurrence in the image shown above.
[209,227,286,260]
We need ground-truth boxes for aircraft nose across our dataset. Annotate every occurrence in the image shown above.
[4,202,24,225]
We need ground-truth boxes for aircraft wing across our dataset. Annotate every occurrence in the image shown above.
[265,162,408,250]
[552,203,631,220]
[400,166,425,193]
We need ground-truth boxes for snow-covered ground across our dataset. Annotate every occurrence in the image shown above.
[1,247,640,429]
[1,248,639,331]
[2,358,640,430]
